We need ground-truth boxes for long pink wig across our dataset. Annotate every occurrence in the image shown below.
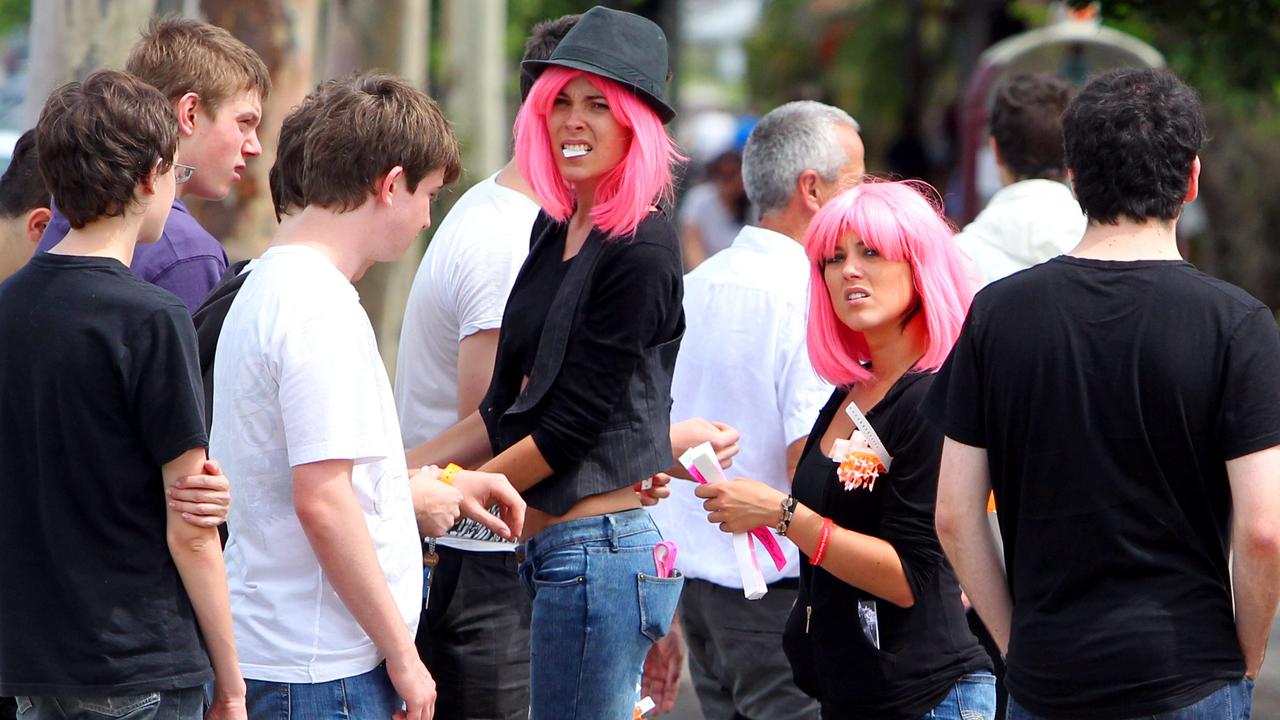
[514,66,683,238]
[805,180,975,387]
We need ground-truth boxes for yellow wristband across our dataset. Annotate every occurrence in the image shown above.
[439,463,463,485]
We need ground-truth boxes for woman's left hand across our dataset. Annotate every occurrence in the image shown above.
[694,479,786,534]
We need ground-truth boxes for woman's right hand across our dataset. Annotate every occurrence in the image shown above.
[451,470,526,541]
[694,478,787,534]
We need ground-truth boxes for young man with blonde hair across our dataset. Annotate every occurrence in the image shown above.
[36,16,270,311]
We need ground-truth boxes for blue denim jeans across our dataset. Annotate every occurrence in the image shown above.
[244,663,400,720]
[920,671,997,720]
[518,509,684,720]
[1007,677,1254,720]
[15,687,204,719]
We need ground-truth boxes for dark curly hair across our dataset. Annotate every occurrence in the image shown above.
[990,73,1073,181]
[1063,68,1204,224]
[0,129,49,218]
[36,70,178,229]
[519,14,580,101]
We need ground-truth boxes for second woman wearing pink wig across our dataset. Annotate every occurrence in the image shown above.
[410,7,686,719]
[695,180,996,719]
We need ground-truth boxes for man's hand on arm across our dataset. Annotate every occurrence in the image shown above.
[408,466,463,539]
[293,459,436,719]
[934,437,1012,654]
[1228,445,1280,679]
[170,458,231,528]
[163,448,246,719]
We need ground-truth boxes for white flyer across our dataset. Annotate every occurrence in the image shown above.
[679,441,769,600]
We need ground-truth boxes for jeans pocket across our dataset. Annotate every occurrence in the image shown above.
[67,693,162,718]
[15,697,32,716]
[638,571,684,642]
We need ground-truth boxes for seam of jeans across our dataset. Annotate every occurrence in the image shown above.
[1225,680,1233,719]
[283,681,291,720]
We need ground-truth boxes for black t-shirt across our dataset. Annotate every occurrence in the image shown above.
[923,256,1280,718]
[784,373,990,719]
[483,211,683,474]
[0,253,212,696]
[501,230,573,379]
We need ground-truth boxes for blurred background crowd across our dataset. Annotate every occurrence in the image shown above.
[0,1,1276,717]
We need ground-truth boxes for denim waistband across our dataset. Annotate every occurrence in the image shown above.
[520,509,657,561]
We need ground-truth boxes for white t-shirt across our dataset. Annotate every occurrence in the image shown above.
[955,178,1086,288]
[648,225,832,587]
[394,172,540,551]
[678,182,744,259]
[211,244,422,683]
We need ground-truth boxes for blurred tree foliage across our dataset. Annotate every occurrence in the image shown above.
[744,0,1280,310]
[0,0,28,36]
[1070,0,1280,310]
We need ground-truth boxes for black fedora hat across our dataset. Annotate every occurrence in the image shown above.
[522,6,676,124]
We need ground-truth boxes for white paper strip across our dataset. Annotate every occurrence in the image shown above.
[680,441,769,600]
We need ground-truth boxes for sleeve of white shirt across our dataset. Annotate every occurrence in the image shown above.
[277,306,393,467]
[776,300,832,445]
[452,220,529,341]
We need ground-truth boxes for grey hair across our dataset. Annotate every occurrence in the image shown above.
[741,101,861,215]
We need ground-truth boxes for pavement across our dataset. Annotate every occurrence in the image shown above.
[658,614,1280,719]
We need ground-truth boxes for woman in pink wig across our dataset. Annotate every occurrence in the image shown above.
[413,6,686,718]
[696,180,997,719]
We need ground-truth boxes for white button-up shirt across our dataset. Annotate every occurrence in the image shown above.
[650,224,832,587]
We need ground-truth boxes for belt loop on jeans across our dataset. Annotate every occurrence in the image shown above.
[607,513,620,551]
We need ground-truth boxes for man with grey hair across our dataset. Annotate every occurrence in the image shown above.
[646,100,864,719]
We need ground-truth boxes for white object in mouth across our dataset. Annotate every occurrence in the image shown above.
[562,143,591,158]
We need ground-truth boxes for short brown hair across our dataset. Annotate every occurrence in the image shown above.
[126,17,271,116]
[0,129,49,218]
[520,14,580,101]
[37,70,178,229]
[270,79,349,221]
[989,73,1073,181]
[301,73,462,213]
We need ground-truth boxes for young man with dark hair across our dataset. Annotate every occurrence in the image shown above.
[0,130,51,282]
[931,68,1280,719]
[36,17,270,311]
[211,73,524,720]
[0,69,245,720]
[955,73,1084,287]
[392,17,579,720]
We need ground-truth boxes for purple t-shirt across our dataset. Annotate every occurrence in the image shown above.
[37,198,228,312]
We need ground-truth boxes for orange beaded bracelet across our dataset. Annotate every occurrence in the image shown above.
[811,517,835,566]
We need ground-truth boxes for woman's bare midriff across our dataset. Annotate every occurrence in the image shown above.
[521,485,642,541]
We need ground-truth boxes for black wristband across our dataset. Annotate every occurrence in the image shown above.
[777,495,799,536]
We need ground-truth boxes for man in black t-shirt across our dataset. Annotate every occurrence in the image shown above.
[928,68,1280,719]
[0,70,246,718]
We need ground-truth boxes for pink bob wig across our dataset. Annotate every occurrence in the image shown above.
[805,179,975,387]
[514,66,684,239]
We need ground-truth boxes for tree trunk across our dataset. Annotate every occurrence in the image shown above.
[192,0,322,263]
[323,0,432,377]
[22,0,158,127]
